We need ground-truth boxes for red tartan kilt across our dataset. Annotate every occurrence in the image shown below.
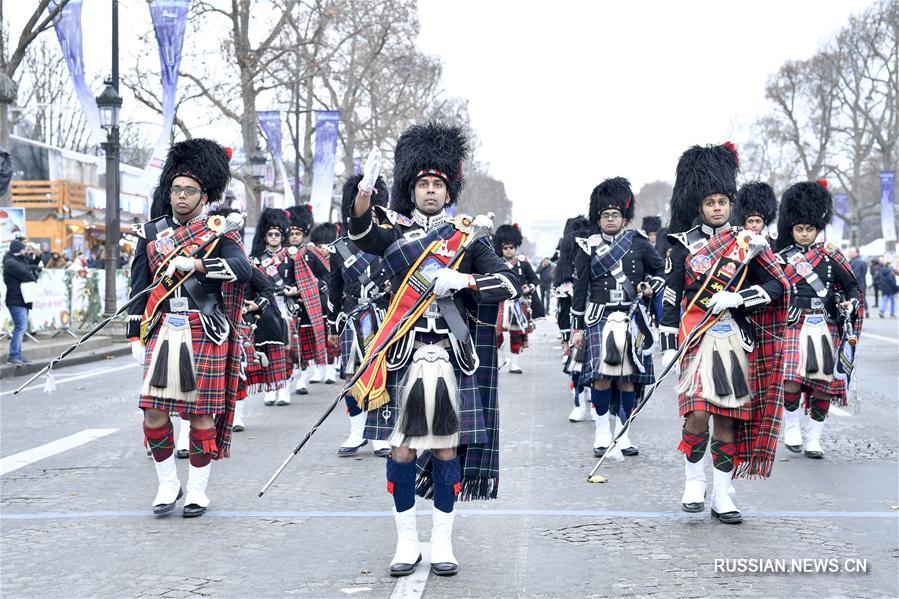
[297,326,320,362]
[139,312,227,415]
[245,343,293,391]
[782,317,844,397]
[285,317,300,366]
[677,343,753,421]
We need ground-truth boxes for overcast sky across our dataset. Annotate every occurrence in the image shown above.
[7,0,875,239]
[417,0,873,237]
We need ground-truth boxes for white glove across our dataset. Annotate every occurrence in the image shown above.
[225,212,245,231]
[749,234,769,249]
[432,268,470,296]
[661,349,679,375]
[130,340,145,365]
[165,256,197,278]
[708,290,744,315]
[358,147,381,194]
[471,213,494,231]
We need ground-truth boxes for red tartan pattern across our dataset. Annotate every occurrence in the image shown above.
[245,343,293,392]
[139,312,228,414]
[308,245,331,271]
[286,316,300,366]
[290,251,328,364]
[782,316,845,400]
[297,326,320,362]
[677,229,789,479]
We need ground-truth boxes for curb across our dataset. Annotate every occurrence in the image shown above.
[1,345,132,380]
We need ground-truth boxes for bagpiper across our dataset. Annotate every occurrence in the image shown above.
[733,181,778,239]
[127,139,252,518]
[494,224,538,374]
[348,123,521,577]
[660,142,788,524]
[329,173,393,458]
[248,208,298,407]
[310,221,341,383]
[571,178,665,458]
[775,180,863,459]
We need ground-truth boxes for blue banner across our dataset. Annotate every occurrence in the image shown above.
[149,0,190,147]
[310,111,340,222]
[258,111,284,162]
[830,193,848,243]
[49,0,104,141]
[881,171,896,242]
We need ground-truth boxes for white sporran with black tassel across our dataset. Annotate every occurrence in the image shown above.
[388,344,460,450]
[598,311,634,378]
[141,314,199,403]
[677,313,751,408]
[797,314,835,383]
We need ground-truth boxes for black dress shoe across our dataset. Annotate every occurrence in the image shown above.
[232,423,245,432]
[593,447,607,458]
[622,447,639,457]
[176,449,189,460]
[153,488,183,515]
[712,509,742,524]
[431,562,459,576]
[682,502,704,513]
[389,554,421,577]
[337,440,367,457]
[804,449,824,459]
[785,444,802,453]
[374,447,391,458]
[295,388,309,395]
[183,503,207,518]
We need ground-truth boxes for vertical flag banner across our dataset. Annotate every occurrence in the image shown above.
[143,0,191,191]
[258,110,295,207]
[880,171,896,243]
[828,193,848,243]
[49,0,104,141]
[310,111,340,223]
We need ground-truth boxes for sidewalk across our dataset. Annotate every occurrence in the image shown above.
[0,333,130,380]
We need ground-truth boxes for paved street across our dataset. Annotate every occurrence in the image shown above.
[1,317,897,598]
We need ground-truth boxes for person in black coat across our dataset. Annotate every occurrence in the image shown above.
[3,239,41,365]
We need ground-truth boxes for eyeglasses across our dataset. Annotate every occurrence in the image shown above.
[169,185,201,197]
[600,212,623,220]
[266,231,282,237]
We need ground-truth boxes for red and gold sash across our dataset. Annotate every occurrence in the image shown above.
[350,230,468,410]
[679,232,749,349]
[140,217,223,341]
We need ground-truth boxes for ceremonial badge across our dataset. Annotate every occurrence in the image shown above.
[266,265,278,277]
[796,261,814,277]
[690,254,712,274]
[154,238,175,255]
[288,246,298,256]
[207,215,225,233]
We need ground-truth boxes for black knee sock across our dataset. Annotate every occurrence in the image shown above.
[431,456,461,513]
[386,458,416,512]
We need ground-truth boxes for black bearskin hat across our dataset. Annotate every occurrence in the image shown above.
[641,215,662,234]
[285,205,314,235]
[669,142,740,233]
[250,208,291,257]
[776,179,833,250]
[733,181,777,226]
[311,222,338,245]
[151,139,233,218]
[589,177,635,224]
[390,122,468,217]
[554,215,591,285]
[341,174,388,226]
[493,224,523,256]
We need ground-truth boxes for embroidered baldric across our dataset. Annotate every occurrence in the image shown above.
[350,226,468,411]
[781,244,827,298]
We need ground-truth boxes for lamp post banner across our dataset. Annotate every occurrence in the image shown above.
[48,0,105,142]
[880,171,896,242]
[829,193,848,243]
[310,111,340,223]
[258,110,295,207]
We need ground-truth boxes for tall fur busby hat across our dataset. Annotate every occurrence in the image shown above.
[390,122,468,217]
[341,174,388,226]
[493,223,523,256]
[311,222,339,245]
[285,204,314,235]
[554,215,591,285]
[151,138,233,218]
[250,208,291,257]
[641,215,662,234]
[776,179,833,250]
[733,181,777,226]
[589,177,635,224]
[668,142,740,233]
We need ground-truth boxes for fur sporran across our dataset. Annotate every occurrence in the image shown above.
[678,314,751,408]
[141,314,199,403]
[598,311,634,378]
[797,314,835,382]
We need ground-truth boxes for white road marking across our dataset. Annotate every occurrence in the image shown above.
[862,332,899,346]
[340,588,372,594]
[0,428,119,475]
[828,405,851,417]
[1,363,139,397]
[389,543,430,599]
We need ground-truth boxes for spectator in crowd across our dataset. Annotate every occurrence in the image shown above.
[871,257,883,308]
[45,251,69,269]
[3,240,41,365]
[848,247,868,316]
[536,257,554,313]
[879,262,896,319]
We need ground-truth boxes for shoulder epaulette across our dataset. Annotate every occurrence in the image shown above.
[130,214,169,239]
[635,229,649,239]
[374,205,413,227]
